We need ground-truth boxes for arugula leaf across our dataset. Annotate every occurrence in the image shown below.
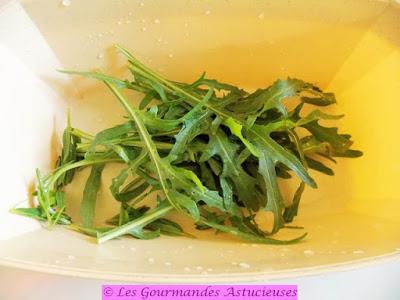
[295,110,343,126]
[168,111,211,161]
[80,164,105,227]
[169,190,200,221]
[283,182,306,223]
[200,129,258,211]
[110,171,150,203]
[10,207,71,225]
[303,121,353,153]
[97,202,174,243]
[200,219,307,245]
[257,153,285,233]
[305,156,334,176]
[56,112,81,187]
[86,122,135,156]
[130,227,161,240]
[249,125,316,187]
[147,218,190,237]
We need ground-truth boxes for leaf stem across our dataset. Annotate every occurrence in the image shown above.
[48,158,123,189]
[97,204,173,243]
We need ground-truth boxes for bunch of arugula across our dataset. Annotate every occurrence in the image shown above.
[12,45,362,244]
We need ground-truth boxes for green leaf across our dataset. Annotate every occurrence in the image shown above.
[139,90,157,110]
[168,111,211,161]
[130,228,161,239]
[170,190,200,221]
[333,149,363,158]
[199,162,217,190]
[146,218,189,237]
[113,177,150,203]
[200,219,307,245]
[296,110,343,126]
[249,125,316,188]
[258,153,285,234]
[86,122,135,156]
[303,121,352,152]
[301,93,336,106]
[164,163,238,215]
[180,86,213,121]
[109,148,148,201]
[11,207,45,221]
[301,136,331,155]
[118,204,130,225]
[200,129,259,210]
[139,110,182,132]
[223,117,260,157]
[55,190,65,208]
[97,202,174,243]
[80,164,105,227]
[283,182,306,223]
[232,78,336,126]
[305,156,334,176]
[173,166,204,192]
[107,206,149,225]
[220,177,234,211]
[56,112,81,186]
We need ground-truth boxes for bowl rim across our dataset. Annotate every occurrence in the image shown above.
[1,251,399,283]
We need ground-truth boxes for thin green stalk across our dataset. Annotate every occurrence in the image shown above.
[77,140,173,152]
[48,158,123,189]
[97,204,173,243]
